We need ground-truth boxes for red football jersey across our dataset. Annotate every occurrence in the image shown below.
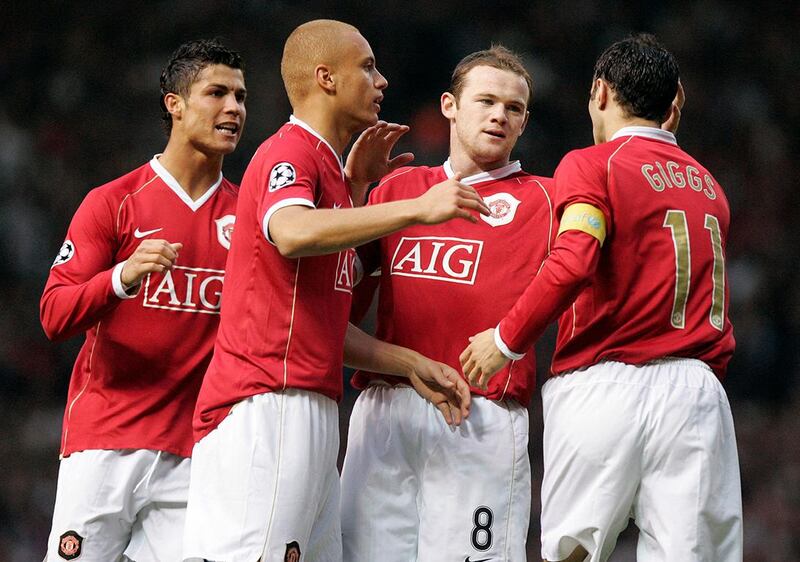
[41,156,238,458]
[500,127,735,377]
[193,116,355,440]
[351,161,554,406]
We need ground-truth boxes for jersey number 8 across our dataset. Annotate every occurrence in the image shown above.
[470,506,493,551]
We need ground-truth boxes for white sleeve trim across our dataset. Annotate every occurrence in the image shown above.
[112,261,140,299]
[262,198,316,245]
[494,325,525,360]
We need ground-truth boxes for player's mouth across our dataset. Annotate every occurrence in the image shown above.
[215,122,240,137]
[484,129,506,139]
[373,96,384,113]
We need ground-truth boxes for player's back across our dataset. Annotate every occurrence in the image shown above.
[552,128,735,377]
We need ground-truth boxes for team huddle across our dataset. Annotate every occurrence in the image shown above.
[40,18,743,562]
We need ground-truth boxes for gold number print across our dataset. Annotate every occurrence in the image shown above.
[663,210,690,328]
[704,214,725,331]
[663,210,725,331]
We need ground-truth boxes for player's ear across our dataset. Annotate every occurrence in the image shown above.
[520,109,530,133]
[441,92,457,120]
[164,92,184,122]
[592,78,609,110]
[316,64,336,94]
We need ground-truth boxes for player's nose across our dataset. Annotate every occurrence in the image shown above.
[374,68,388,90]
[224,92,242,114]
[490,104,508,124]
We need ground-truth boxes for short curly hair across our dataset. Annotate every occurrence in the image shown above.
[159,38,244,133]
[592,33,679,123]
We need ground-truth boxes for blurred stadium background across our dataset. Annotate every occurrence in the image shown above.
[2,1,798,560]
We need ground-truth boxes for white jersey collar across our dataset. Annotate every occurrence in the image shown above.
[610,126,677,145]
[289,115,345,177]
[443,159,522,185]
[149,155,223,212]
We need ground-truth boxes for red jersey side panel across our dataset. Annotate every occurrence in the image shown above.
[194,122,354,440]
[351,165,554,406]
[41,160,238,458]
[550,132,735,376]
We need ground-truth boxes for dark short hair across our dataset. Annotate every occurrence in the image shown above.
[450,45,533,107]
[159,38,244,133]
[593,33,679,122]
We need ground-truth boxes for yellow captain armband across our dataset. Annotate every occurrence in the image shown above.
[557,203,607,246]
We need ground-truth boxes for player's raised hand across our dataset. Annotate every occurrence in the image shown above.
[345,121,415,205]
[120,239,183,288]
[407,357,471,426]
[415,174,491,225]
[459,328,510,390]
[661,79,685,135]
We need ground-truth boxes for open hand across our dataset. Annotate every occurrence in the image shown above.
[345,121,414,205]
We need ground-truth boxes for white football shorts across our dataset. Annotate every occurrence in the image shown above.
[540,358,743,562]
[341,384,531,562]
[183,389,341,562]
[46,448,190,562]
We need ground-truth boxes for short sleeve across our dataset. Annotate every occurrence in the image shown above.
[255,140,320,243]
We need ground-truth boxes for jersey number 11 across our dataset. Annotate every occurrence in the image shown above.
[663,210,725,332]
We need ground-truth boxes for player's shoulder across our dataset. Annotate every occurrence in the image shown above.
[84,161,156,206]
[371,165,443,201]
[510,170,554,191]
[252,122,327,170]
[269,122,327,157]
[556,143,617,177]
[218,177,240,198]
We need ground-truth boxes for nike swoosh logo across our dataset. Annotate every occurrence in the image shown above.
[465,558,491,562]
[134,227,163,238]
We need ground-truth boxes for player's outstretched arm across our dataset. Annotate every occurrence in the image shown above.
[345,121,414,206]
[269,175,490,258]
[460,230,602,387]
[344,323,471,425]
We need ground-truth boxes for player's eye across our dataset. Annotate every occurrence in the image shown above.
[479,98,493,105]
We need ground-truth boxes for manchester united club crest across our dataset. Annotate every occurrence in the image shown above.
[480,192,521,227]
[215,215,236,250]
[58,530,83,560]
[269,162,296,192]
[52,240,75,268]
[285,541,302,562]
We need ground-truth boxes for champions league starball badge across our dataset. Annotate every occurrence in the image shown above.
[269,162,297,192]
[52,240,75,268]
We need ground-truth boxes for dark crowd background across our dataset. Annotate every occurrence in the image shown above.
[1,1,798,560]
